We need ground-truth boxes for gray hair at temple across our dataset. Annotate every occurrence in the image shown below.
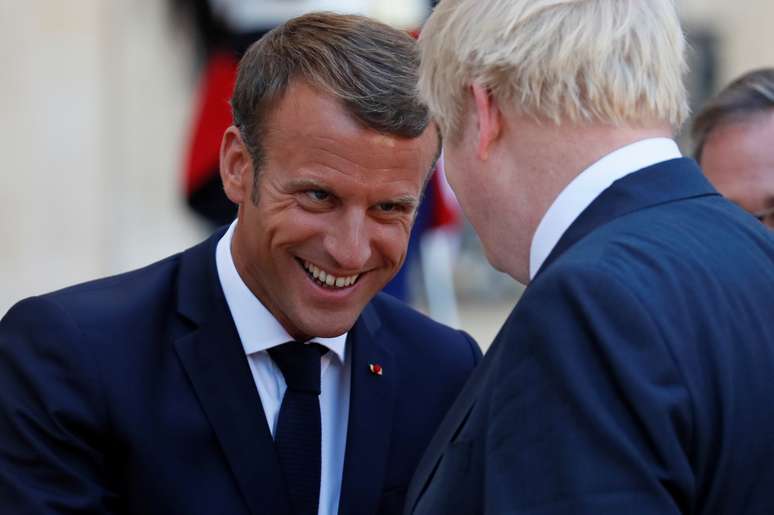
[691,68,774,162]
[231,12,430,175]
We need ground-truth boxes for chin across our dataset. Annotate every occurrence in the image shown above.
[481,243,504,271]
[483,246,525,283]
[300,316,356,339]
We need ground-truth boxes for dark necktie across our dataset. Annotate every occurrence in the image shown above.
[268,342,328,515]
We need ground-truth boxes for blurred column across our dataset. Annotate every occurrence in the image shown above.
[104,0,205,274]
[0,1,108,313]
[0,0,206,315]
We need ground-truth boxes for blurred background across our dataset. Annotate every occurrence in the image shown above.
[1,0,772,349]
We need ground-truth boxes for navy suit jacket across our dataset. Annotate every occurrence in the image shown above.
[405,158,774,515]
[0,230,481,515]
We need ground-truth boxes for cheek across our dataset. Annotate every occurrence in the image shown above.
[441,157,474,206]
[266,210,327,247]
[372,223,411,265]
[442,154,462,188]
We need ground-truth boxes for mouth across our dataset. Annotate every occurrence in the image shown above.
[297,258,361,290]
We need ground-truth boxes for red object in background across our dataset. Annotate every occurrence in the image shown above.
[184,51,238,197]
[429,159,461,229]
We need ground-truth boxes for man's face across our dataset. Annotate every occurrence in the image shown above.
[441,109,530,280]
[442,139,499,259]
[224,81,437,340]
[701,111,774,228]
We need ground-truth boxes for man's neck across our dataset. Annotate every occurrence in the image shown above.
[500,118,673,283]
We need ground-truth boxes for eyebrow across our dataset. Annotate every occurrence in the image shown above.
[287,178,328,190]
[287,178,419,208]
[385,195,420,209]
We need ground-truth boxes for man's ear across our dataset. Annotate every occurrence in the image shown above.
[219,126,253,204]
[471,83,502,161]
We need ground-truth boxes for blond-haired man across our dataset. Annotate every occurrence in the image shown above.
[405,1,774,514]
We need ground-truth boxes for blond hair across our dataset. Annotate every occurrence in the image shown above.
[418,0,690,138]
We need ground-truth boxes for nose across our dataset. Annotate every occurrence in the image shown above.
[323,209,372,271]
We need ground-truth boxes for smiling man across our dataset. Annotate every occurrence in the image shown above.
[0,13,481,515]
[222,77,433,341]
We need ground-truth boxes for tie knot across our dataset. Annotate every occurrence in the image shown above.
[268,341,328,394]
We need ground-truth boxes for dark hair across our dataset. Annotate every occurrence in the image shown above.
[692,68,774,162]
[231,12,431,176]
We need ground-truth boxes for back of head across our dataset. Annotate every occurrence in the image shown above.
[691,68,774,161]
[232,12,430,169]
[418,0,690,139]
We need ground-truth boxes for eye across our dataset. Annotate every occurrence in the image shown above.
[377,202,399,212]
[306,190,330,202]
[375,202,414,217]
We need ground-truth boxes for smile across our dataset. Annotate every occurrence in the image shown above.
[300,259,360,289]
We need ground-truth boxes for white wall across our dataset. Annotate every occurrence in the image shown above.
[679,0,774,86]
[0,0,205,314]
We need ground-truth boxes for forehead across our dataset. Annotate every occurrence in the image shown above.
[260,81,438,185]
[702,112,774,209]
[702,113,774,183]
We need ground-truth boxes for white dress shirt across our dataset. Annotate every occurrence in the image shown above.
[529,138,682,280]
[216,221,351,515]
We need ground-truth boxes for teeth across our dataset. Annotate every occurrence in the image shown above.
[302,260,360,289]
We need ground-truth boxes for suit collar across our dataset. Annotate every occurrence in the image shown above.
[173,228,292,515]
[175,227,228,326]
[530,138,682,279]
[534,158,719,280]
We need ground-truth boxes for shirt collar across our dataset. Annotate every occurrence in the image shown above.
[215,221,348,362]
[529,137,682,280]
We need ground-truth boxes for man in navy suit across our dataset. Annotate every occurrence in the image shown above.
[0,13,481,515]
[405,1,774,514]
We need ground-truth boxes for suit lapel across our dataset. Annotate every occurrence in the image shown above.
[173,231,291,515]
[536,158,719,279]
[338,304,396,515]
[403,322,505,515]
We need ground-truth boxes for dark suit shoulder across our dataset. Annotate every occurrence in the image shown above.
[0,248,193,387]
[540,194,773,302]
[38,252,183,322]
[500,196,774,513]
